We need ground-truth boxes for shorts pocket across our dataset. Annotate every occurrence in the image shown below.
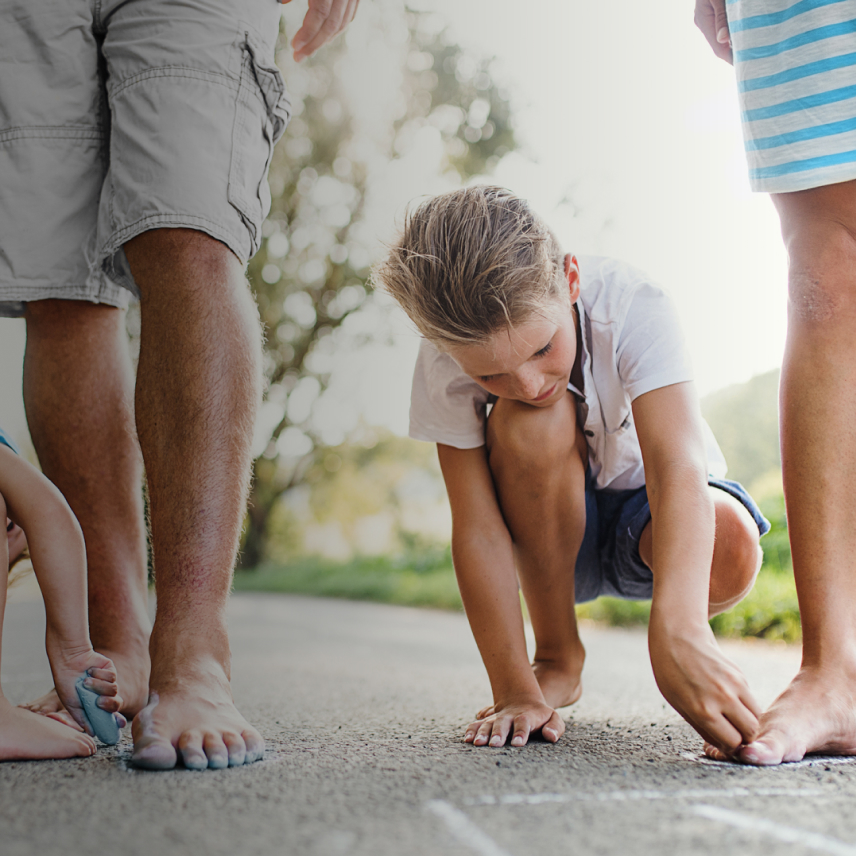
[228,26,291,257]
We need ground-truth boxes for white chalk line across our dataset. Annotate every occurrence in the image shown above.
[429,787,827,856]
[682,751,856,770]
[694,804,856,856]
[463,785,822,807]
[425,800,512,856]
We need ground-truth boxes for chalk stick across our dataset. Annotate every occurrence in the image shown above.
[75,676,121,745]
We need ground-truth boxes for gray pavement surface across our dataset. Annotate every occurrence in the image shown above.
[2,586,855,856]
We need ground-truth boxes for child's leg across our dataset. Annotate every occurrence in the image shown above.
[485,391,588,710]
[638,488,763,617]
[0,544,96,760]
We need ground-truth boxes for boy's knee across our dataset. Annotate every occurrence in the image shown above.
[709,494,763,615]
[487,394,580,473]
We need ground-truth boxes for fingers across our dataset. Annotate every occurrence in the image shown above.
[693,0,733,64]
[292,0,352,62]
[509,714,532,748]
[541,710,565,744]
[465,707,564,748]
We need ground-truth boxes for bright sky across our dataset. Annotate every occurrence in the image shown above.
[0,0,788,447]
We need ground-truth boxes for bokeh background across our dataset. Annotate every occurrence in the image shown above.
[0,0,797,639]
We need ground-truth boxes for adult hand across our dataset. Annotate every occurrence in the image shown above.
[694,0,733,64]
[281,0,360,62]
[465,697,565,748]
[649,619,760,755]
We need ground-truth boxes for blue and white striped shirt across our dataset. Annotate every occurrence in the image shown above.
[727,0,856,191]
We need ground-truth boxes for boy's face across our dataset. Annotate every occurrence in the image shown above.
[446,255,581,408]
[6,518,26,563]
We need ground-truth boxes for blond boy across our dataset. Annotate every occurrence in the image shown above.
[377,186,769,755]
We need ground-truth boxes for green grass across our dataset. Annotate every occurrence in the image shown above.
[235,551,801,642]
[233,552,463,611]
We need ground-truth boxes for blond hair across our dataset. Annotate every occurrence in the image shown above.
[376,186,567,347]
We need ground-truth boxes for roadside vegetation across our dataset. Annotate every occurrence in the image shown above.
[237,370,803,644]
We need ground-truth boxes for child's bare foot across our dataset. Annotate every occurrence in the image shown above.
[130,650,264,771]
[702,664,856,765]
[0,699,96,760]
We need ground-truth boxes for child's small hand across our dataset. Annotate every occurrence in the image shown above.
[648,619,760,755]
[464,697,565,748]
[48,647,125,736]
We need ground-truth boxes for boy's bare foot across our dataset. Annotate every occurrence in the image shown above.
[19,647,151,721]
[703,665,856,765]
[0,699,96,760]
[130,653,264,771]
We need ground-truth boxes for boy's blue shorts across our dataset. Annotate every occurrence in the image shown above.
[574,471,770,604]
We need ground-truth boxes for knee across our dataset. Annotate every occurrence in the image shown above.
[781,212,856,324]
[709,495,763,615]
[124,228,247,303]
[487,393,582,476]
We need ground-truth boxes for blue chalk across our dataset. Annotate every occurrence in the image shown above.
[75,676,121,745]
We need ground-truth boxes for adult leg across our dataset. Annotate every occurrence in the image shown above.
[739,178,856,765]
[22,300,151,718]
[126,228,264,771]
[638,489,763,617]
[483,391,587,712]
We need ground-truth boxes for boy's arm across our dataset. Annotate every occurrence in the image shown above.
[437,443,564,747]
[632,383,760,754]
[0,445,122,732]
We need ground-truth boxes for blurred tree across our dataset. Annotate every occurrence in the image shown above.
[241,2,517,568]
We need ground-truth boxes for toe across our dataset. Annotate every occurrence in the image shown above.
[242,729,265,764]
[223,731,246,767]
[203,733,229,770]
[78,734,97,756]
[738,733,790,766]
[46,710,84,731]
[131,737,178,770]
[178,731,208,771]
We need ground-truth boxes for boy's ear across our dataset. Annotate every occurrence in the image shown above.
[564,253,581,302]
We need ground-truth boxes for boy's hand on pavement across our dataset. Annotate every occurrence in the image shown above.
[694,0,733,63]
[464,697,565,748]
[648,619,760,755]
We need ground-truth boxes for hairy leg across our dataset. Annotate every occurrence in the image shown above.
[738,180,856,765]
[22,301,151,718]
[125,228,263,771]
[482,391,587,713]
[639,489,762,618]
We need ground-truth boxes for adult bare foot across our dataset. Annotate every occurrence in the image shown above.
[130,657,264,771]
[19,646,150,722]
[734,666,856,765]
[0,699,96,760]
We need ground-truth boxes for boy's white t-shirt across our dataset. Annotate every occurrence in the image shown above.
[408,255,727,491]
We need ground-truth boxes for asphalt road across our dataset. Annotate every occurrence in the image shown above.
[2,586,855,856]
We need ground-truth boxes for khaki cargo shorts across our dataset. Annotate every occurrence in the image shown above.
[0,0,291,317]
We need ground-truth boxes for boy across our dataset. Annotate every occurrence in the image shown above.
[376,186,769,756]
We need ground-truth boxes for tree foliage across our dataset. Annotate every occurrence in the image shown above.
[241,2,517,568]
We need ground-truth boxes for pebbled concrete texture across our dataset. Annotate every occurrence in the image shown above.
[2,588,855,856]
